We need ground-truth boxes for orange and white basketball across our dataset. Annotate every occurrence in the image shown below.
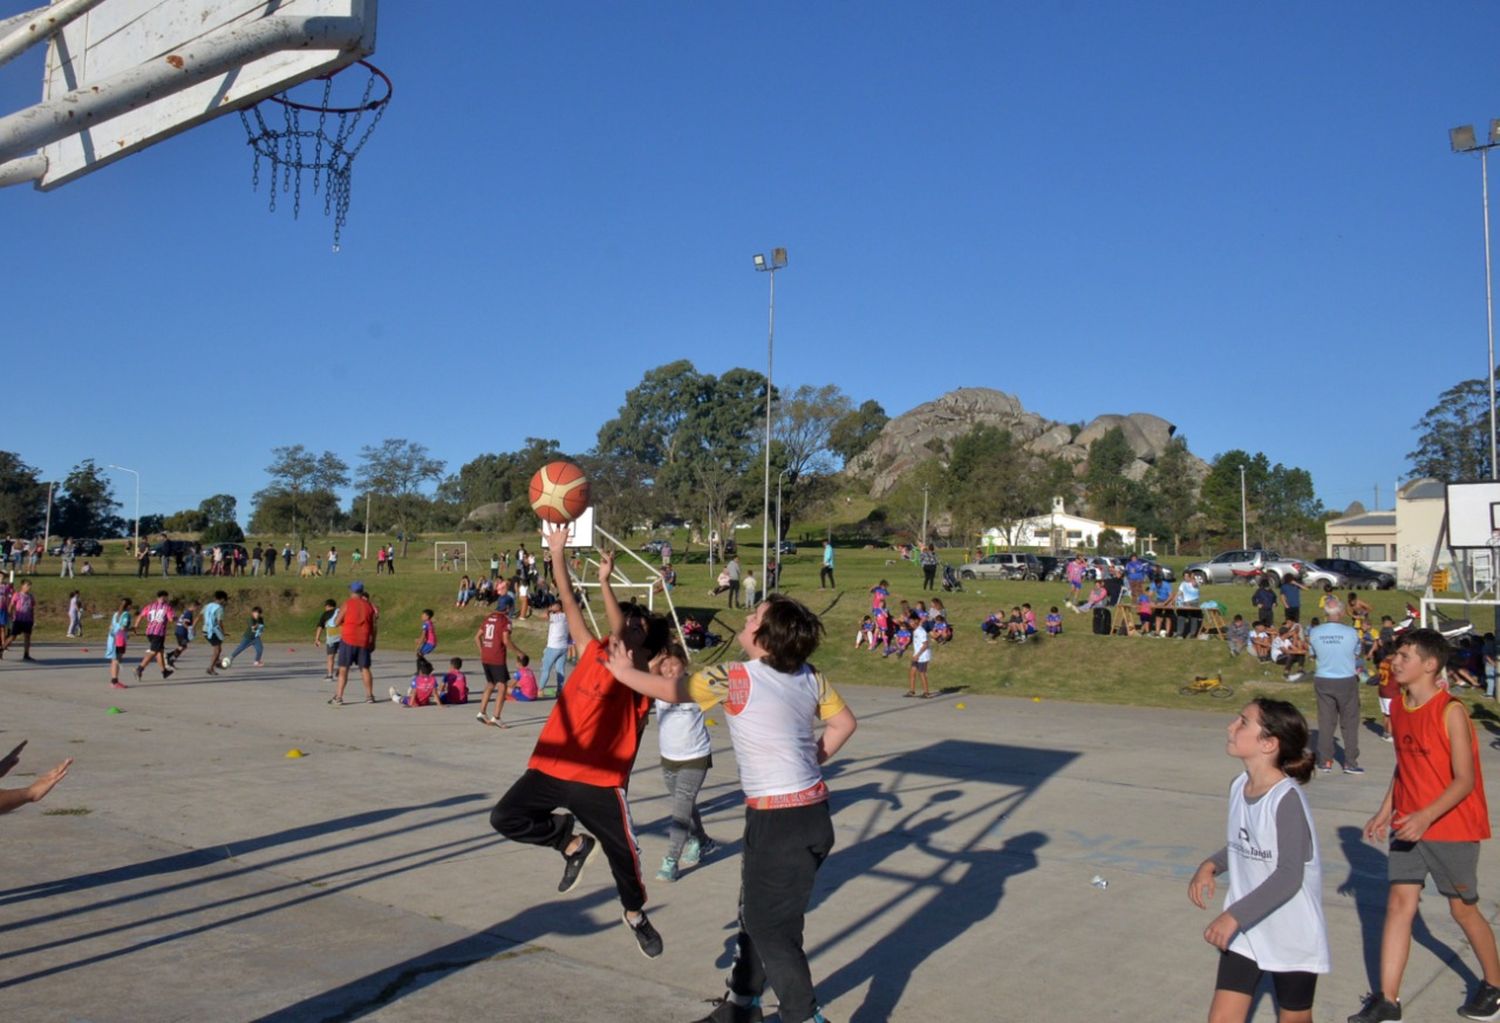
[529,460,591,524]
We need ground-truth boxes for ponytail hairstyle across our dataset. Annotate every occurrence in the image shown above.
[1253,697,1314,784]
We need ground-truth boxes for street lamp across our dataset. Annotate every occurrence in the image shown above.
[1238,464,1248,548]
[753,247,788,599]
[107,463,141,555]
[1451,121,1500,479]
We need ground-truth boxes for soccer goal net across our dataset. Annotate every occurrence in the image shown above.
[433,541,468,572]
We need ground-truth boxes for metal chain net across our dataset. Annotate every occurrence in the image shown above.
[239,65,390,251]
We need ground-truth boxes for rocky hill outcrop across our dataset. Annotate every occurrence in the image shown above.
[844,387,1207,497]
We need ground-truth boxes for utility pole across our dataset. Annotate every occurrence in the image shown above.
[920,484,930,546]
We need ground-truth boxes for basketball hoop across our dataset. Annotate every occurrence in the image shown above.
[239,60,392,251]
[1489,529,1500,550]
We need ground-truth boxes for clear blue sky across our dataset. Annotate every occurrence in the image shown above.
[1,1,1492,522]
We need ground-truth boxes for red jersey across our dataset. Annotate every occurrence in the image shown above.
[1391,689,1490,841]
[341,596,375,647]
[527,638,652,788]
[478,612,511,666]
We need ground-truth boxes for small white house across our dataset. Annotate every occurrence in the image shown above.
[981,497,1137,552]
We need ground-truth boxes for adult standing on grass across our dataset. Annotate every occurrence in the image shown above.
[1279,575,1304,624]
[282,542,293,572]
[136,543,150,578]
[1309,601,1363,776]
[331,581,378,705]
[59,539,75,578]
[919,543,938,590]
[327,546,339,577]
[726,554,742,609]
[820,540,835,590]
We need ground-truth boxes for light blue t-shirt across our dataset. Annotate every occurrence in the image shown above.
[1309,622,1361,678]
[202,601,224,638]
[824,544,834,568]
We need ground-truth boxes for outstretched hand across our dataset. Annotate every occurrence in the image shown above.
[544,523,569,561]
[28,759,72,803]
[598,548,616,581]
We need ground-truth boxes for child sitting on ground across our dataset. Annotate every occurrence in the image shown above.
[390,657,439,707]
[1080,581,1109,611]
[510,653,539,701]
[1227,614,1251,657]
[1250,622,1273,662]
[885,620,912,658]
[1021,603,1038,637]
[854,615,876,649]
[931,612,953,643]
[1045,607,1063,635]
[438,657,469,704]
[982,610,1004,642]
[1006,606,1025,641]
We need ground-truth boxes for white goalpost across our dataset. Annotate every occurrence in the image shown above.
[433,541,468,572]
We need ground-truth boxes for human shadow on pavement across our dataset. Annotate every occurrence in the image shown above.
[804,739,1074,1022]
[248,887,630,1023]
[1334,824,1478,992]
[0,795,487,910]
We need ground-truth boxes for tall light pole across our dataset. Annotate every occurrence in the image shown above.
[363,492,371,561]
[775,467,790,591]
[753,247,787,597]
[1452,122,1500,479]
[107,463,140,554]
[920,483,931,546]
[42,481,55,553]
[1238,464,1248,548]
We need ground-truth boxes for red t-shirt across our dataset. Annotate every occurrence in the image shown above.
[478,612,511,665]
[1391,689,1491,841]
[341,596,375,648]
[527,638,651,788]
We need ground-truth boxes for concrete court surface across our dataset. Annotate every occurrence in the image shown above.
[2,641,1499,1023]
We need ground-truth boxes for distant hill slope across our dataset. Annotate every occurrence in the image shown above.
[843,387,1209,498]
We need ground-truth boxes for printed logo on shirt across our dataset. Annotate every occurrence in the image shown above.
[725,663,751,716]
[1230,825,1273,862]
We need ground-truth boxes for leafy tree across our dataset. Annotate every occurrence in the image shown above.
[1407,377,1490,481]
[137,514,166,536]
[0,451,45,536]
[356,439,446,556]
[197,494,244,544]
[1084,427,1139,524]
[828,400,888,465]
[163,508,209,532]
[443,438,562,514]
[883,458,948,543]
[1140,437,1199,554]
[942,425,1048,548]
[1199,450,1270,543]
[54,459,123,538]
[250,490,343,538]
[596,360,711,478]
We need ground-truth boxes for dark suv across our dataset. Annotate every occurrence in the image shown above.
[47,538,104,557]
[1313,558,1395,590]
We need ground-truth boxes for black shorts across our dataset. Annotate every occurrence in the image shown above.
[1255,606,1274,626]
[482,662,511,685]
[206,631,224,647]
[10,620,32,637]
[174,629,190,646]
[338,644,371,669]
[1284,606,1301,623]
[1214,949,1317,1012]
[147,635,166,653]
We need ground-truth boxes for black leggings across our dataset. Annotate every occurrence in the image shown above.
[1215,949,1317,1012]
[491,769,646,912]
[921,565,936,590]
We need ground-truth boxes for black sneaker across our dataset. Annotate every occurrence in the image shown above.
[692,996,764,1023]
[1459,981,1500,1021]
[557,834,597,893]
[624,910,663,958]
[1348,993,1402,1022]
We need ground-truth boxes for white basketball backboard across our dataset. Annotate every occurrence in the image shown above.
[0,0,375,189]
[1446,481,1500,549]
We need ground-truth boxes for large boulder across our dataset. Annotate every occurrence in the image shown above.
[844,387,1208,498]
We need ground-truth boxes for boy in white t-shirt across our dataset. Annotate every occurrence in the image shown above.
[608,594,856,1023]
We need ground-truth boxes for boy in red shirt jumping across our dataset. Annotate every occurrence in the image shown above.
[1348,628,1500,1023]
[489,526,672,958]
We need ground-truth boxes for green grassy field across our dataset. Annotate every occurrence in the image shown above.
[11,533,1493,721]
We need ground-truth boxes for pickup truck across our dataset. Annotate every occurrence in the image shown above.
[1183,550,1344,588]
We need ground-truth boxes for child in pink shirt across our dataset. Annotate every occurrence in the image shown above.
[438,657,469,704]
[390,657,439,707]
[508,654,539,701]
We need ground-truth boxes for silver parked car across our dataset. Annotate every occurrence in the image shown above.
[1183,549,1344,588]
[959,553,1043,581]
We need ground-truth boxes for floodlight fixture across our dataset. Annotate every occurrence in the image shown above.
[752,253,767,270]
[771,247,788,269]
[1452,124,1479,153]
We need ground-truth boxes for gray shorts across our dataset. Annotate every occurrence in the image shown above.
[1389,839,1481,904]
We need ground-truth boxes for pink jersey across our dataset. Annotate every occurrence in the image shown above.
[138,600,175,636]
[409,673,437,706]
[443,670,468,703]
[421,620,437,646]
[514,667,538,700]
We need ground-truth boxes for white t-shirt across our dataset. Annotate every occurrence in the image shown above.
[1225,774,1329,973]
[912,624,932,663]
[655,699,711,761]
[688,660,846,803]
[545,610,570,649]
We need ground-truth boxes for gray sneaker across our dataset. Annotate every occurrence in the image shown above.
[557,834,597,893]
[623,909,663,958]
